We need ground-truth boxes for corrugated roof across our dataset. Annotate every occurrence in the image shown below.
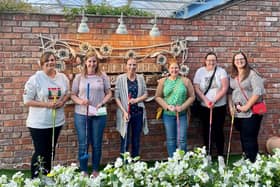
[23,0,229,18]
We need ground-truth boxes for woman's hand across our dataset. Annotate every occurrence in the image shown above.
[54,100,64,109]
[46,101,56,109]
[175,105,183,112]
[80,99,89,106]
[123,111,129,122]
[129,98,138,104]
[203,98,214,108]
[96,102,104,109]
[236,104,249,113]
[167,105,176,112]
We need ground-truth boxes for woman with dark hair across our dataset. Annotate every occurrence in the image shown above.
[71,51,112,177]
[228,51,265,162]
[193,52,229,164]
[23,51,70,178]
[115,58,148,158]
[155,61,195,157]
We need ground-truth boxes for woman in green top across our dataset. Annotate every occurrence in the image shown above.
[155,62,195,157]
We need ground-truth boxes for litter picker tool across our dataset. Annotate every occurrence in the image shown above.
[226,114,234,165]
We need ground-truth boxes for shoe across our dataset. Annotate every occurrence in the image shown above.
[81,171,88,177]
[91,170,99,178]
[218,156,225,168]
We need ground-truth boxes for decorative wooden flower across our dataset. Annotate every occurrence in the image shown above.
[179,64,189,76]
[156,54,167,66]
[171,45,181,57]
[100,44,112,56]
[79,42,91,53]
[57,48,70,60]
[125,50,136,59]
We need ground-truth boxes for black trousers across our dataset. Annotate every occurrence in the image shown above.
[29,126,62,178]
[201,105,226,156]
[234,114,262,162]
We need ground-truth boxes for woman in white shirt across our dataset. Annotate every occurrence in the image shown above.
[193,52,228,163]
[23,51,70,178]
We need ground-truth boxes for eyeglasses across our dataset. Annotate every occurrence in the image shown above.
[235,58,245,62]
[46,58,55,63]
[206,59,216,62]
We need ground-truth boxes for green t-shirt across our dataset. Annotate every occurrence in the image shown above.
[163,77,187,116]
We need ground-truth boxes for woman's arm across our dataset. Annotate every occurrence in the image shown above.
[96,88,112,108]
[155,78,169,110]
[194,84,211,107]
[129,77,148,104]
[237,95,260,112]
[179,78,195,111]
[213,77,229,103]
[25,100,56,108]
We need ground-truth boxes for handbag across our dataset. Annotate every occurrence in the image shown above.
[156,107,163,120]
[236,78,267,115]
[191,66,217,117]
[252,102,267,115]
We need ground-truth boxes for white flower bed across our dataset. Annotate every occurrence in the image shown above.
[1,147,280,187]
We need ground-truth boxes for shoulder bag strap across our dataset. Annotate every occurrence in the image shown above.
[236,77,249,101]
[203,66,217,95]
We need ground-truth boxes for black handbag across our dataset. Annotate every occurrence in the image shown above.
[191,66,217,117]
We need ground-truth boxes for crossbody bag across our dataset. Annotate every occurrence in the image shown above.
[236,77,267,115]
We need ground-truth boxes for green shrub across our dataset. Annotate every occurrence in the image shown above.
[64,4,153,20]
[0,0,33,12]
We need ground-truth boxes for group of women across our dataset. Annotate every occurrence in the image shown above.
[23,50,265,178]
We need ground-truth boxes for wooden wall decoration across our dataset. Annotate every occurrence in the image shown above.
[39,34,190,90]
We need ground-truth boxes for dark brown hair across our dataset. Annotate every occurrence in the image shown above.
[204,52,217,66]
[205,52,217,60]
[39,51,56,67]
[82,51,101,77]
[231,51,251,80]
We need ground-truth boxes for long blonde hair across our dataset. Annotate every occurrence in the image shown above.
[82,51,102,77]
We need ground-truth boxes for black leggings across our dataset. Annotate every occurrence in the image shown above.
[29,126,62,178]
[234,115,262,162]
[201,105,226,156]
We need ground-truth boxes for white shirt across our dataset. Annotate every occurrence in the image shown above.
[193,66,228,107]
[23,71,69,129]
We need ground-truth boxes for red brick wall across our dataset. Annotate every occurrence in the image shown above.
[1,0,280,169]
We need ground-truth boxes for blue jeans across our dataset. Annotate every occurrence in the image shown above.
[162,113,188,157]
[120,113,143,158]
[74,113,106,172]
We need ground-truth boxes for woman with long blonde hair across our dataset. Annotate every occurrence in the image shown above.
[71,51,112,176]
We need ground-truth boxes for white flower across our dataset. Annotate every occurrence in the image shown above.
[0,174,8,184]
[114,157,123,168]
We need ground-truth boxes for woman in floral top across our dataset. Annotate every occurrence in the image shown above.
[228,51,265,162]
